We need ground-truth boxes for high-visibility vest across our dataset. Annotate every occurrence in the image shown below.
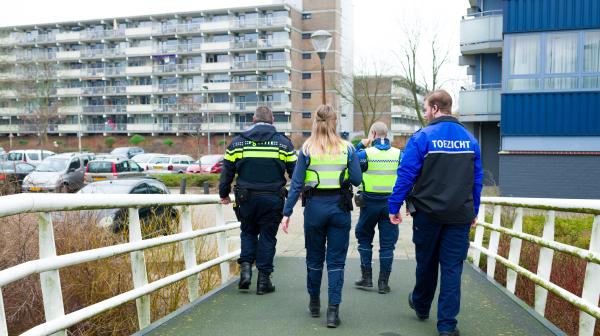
[304,146,349,189]
[361,146,401,193]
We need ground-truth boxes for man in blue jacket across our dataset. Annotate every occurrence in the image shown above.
[388,90,483,336]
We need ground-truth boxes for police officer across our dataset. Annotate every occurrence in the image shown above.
[280,105,361,328]
[353,121,401,294]
[219,106,296,295]
[388,90,483,336]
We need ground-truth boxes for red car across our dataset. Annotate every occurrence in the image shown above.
[186,155,224,174]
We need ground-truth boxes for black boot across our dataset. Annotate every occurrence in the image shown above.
[256,271,275,295]
[238,262,252,290]
[378,272,391,294]
[308,296,320,317]
[354,266,373,289]
[326,304,340,328]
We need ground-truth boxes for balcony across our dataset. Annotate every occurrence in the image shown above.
[0,125,19,133]
[126,66,153,75]
[125,27,153,37]
[201,20,231,31]
[458,84,501,122]
[56,88,83,96]
[55,32,80,42]
[0,107,18,115]
[82,105,126,114]
[57,106,82,114]
[125,46,153,56]
[57,69,82,78]
[391,122,419,134]
[56,51,81,60]
[200,41,230,52]
[0,54,17,63]
[460,10,503,54]
[126,85,153,94]
[57,124,81,132]
[126,104,154,113]
[201,62,231,71]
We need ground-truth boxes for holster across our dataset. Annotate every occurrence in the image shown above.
[233,185,249,204]
[232,202,242,222]
[280,186,289,199]
[301,186,313,207]
[354,191,365,208]
[338,181,354,212]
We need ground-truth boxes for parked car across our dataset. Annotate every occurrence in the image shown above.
[95,153,126,161]
[110,147,144,159]
[78,178,179,234]
[132,153,162,166]
[7,150,55,166]
[0,147,5,155]
[145,155,194,174]
[0,162,35,194]
[22,153,90,193]
[187,155,224,174]
[84,157,145,184]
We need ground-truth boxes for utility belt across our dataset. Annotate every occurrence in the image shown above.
[301,182,354,212]
[232,185,288,222]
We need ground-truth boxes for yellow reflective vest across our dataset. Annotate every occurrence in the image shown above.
[304,146,349,189]
[361,146,401,193]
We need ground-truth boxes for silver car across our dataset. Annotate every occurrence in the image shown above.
[84,157,145,184]
[22,153,91,193]
[146,155,194,174]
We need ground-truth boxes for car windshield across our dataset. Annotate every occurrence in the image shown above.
[149,157,170,164]
[79,183,132,194]
[88,161,113,173]
[7,152,23,161]
[200,156,221,165]
[35,158,68,172]
[111,148,129,155]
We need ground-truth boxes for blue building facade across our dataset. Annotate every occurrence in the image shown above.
[461,0,600,198]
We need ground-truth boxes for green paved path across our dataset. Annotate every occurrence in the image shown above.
[142,257,558,336]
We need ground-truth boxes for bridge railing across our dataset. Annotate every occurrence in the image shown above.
[470,197,600,336]
[0,193,240,336]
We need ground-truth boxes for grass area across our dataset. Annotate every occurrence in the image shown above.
[151,173,220,188]
[0,206,235,335]
[470,208,598,335]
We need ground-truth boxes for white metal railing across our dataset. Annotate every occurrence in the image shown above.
[0,193,240,336]
[470,197,600,336]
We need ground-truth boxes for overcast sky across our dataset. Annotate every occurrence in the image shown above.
[0,0,471,105]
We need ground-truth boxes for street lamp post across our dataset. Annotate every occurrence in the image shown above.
[310,30,333,105]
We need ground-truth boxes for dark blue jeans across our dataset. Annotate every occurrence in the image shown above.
[355,199,399,273]
[237,193,283,273]
[411,212,470,333]
[304,195,351,305]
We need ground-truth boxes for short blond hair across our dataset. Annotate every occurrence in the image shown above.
[369,121,388,138]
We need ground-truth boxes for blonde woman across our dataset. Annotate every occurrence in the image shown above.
[280,104,361,328]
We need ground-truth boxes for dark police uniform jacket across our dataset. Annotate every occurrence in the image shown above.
[388,116,484,224]
[219,122,296,198]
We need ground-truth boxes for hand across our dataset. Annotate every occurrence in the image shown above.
[471,217,477,228]
[389,212,402,225]
[280,216,290,234]
[220,196,231,204]
[360,138,372,147]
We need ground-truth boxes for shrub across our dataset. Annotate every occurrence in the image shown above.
[18,139,28,145]
[104,136,116,148]
[129,134,145,146]
[351,138,361,147]
[163,139,174,147]
[151,173,220,188]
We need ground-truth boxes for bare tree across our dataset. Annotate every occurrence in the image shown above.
[398,27,449,127]
[19,62,62,145]
[334,61,392,137]
[176,95,205,159]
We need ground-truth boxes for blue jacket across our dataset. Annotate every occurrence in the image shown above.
[283,146,362,216]
[355,138,402,202]
[388,116,483,224]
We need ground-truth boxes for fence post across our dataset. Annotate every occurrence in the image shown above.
[0,288,7,336]
[579,214,600,336]
[180,206,199,302]
[38,212,67,336]
[215,204,230,284]
[486,205,502,278]
[506,207,523,294]
[128,208,151,330]
[471,204,486,267]
[535,210,555,316]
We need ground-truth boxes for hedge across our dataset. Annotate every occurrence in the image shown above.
[151,174,220,188]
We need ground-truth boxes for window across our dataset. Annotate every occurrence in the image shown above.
[68,159,81,170]
[302,33,311,40]
[302,92,311,99]
[302,53,311,60]
[131,184,148,194]
[302,132,311,137]
[504,30,600,92]
[302,73,312,79]
[302,112,312,119]
[302,13,312,20]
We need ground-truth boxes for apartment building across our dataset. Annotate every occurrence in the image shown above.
[352,75,423,147]
[460,0,600,198]
[0,0,353,148]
